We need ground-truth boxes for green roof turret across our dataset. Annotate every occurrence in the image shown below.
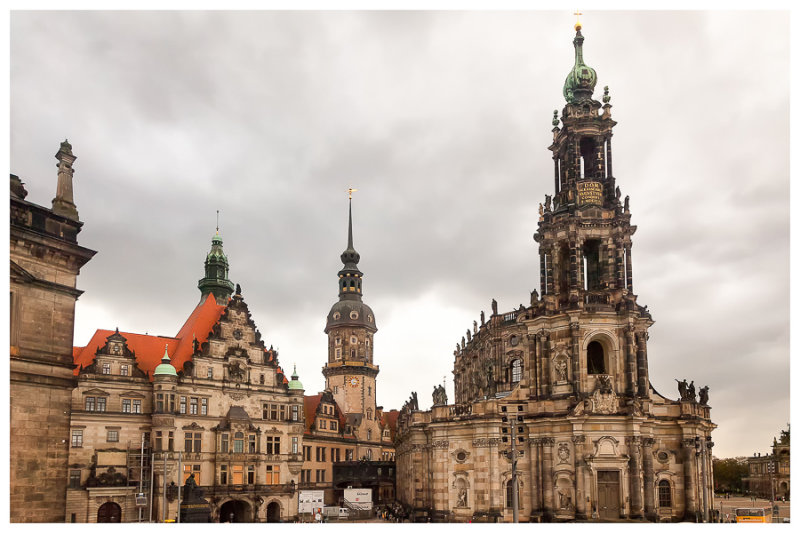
[288,364,304,390]
[563,25,598,104]
[198,221,235,305]
[153,345,177,377]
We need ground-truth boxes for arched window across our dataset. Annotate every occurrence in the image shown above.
[511,359,522,383]
[233,431,244,454]
[658,479,672,508]
[506,479,517,508]
[367,408,373,420]
[587,341,605,374]
[367,448,373,460]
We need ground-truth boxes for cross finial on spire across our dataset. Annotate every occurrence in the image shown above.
[348,187,358,200]
[574,10,583,31]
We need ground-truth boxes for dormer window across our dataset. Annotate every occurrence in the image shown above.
[233,432,244,453]
[120,365,129,376]
[101,363,111,375]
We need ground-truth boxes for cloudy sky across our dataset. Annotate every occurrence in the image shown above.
[10,10,789,458]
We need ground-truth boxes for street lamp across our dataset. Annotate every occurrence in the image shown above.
[501,405,525,523]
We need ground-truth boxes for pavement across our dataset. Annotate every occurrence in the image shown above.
[715,494,790,523]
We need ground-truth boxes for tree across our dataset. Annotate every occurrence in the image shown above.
[713,456,749,493]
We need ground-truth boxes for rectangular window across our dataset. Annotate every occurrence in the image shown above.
[102,363,111,374]
[97,397,106,412]
[168,431,174,451]
[270,404,278,420]
[266,436,280,455]
[331,421,338,431]
[201,398,208,416]
[301,470,310,483]
[220,465,227,485]
[190,397,198,415]
[120,365,129,376]
[291,405,299,421]
[248,434,256,453]
[233,434,244,454]
[107,430,119,442]
[221,434,229,453]
[321,447,326,462]
[319,419,326,429]
[266,465,280,485]
[185,433,193,453]
[194,432,202,453]
[155,431,163,451]
[180,396,187,414]
[248,465,255,484]
[169,395,175,412]
[346,449,353,461]
[182,464,194,484]
[303,446,312,461]
[232,465,243,485]
[156,394,164,413]
[85,397,95,411]
[69,470,81,488]
[292,437,299,455]
[263,404,269,420]
[279,405,286,421]
[133,399,142,413]
[122,399,131,413]
[207,367,213,379]
[71,430,83,448]
[335,348,342,360]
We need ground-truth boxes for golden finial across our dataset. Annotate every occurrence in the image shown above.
[574,10,583,31]
[347,187,358,200]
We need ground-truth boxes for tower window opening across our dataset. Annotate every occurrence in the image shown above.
[623,249,629,289]
[583,240,601,290]
[587,341,606,375]
[511,359,522,383]
[580,137,598,178]
[558,245,570,295]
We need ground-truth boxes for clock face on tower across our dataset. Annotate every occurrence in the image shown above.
[349,377,360,388]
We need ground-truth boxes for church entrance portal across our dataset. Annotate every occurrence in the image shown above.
[266,502,281,522]
[220,500,251,523]
[596,471,620,519]
[97,501,121,523]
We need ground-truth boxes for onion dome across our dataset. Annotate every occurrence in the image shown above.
[153,345,177,377]
[288,364,304,390]
[563,26,598,103]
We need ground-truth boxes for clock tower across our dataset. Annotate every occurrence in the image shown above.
[322,196,379,424]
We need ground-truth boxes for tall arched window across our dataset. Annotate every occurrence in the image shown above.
[366,408,373,420]
[658,480,672,508]
[233,431,244,454]
[506,479,517,508]
[511,359,522,383]
[587,341,605,374]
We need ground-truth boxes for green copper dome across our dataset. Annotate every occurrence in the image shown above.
[288,364,304,390]
[563,28,598,103]
[154,346,177,377]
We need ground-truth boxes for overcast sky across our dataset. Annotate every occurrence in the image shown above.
[10,10,789,458]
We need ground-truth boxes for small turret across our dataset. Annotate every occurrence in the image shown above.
[198,224,235,305]
[288,364,304,390]
[153,345,177,377]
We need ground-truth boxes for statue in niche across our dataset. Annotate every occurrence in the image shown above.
[554,358,568,382]
[699,385,709,405]
[484,364,496,397]
[456,481,468,507]
[558,489,573,510]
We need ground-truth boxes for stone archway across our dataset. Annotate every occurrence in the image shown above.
[266,501,281,523]
[97,501,121,523]
[220,499,251,523]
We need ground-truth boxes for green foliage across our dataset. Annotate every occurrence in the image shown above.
[713,457,749,493]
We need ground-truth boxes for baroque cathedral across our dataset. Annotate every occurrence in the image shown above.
[395,24,716,522]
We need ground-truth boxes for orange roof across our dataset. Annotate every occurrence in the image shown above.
[303,394,322,433]
[381,409,400,440]
[73,293,226,380]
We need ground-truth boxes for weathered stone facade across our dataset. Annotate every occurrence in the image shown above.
[744,426,790,500]
[9,142,96,523]
[395,26,716,523]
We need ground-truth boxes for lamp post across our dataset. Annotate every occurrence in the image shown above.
[501,406,525,523]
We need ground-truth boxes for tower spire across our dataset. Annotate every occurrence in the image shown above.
[338,189,363,300]
[198,220,235,304]
[563,20,598,103]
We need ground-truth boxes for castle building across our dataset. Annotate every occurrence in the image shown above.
[9,141,96,522]
[744,426,790,501]
[299,197,397,511]
[66,232,304,523]
[395,24,716,523]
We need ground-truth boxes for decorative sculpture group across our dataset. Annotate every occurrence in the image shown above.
[432,384,448,406]
[676,379,709,405]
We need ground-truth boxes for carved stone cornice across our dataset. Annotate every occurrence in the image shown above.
[642,437,656,447]
[473,438,501,448]
[431,440,449,449]
[571,435,586,444]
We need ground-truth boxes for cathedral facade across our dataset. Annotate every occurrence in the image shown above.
[395,25,716,523]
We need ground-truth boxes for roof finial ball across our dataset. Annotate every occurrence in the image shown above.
[574,10,583,32]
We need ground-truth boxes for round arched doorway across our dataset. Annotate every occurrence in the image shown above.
[266,502,281,523]
[219,499,251,523]
[97,501,121,523]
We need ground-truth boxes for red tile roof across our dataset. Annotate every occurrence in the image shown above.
[72,293,226,380]
[381,409,400,441]
[303,394,322,433]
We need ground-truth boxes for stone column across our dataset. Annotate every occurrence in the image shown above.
[625,244,634,293]
[570,323,581,395]
[642,438,656,521]
[636,332,649,397]
[540,251,548,297]
[569,240,579,295]
[682,438,698,521]
[542,438,555,520]
[594,136,605,179]
[545,247,555,296]
[572,435,587,519]
[606,136,613,178]
[627,436,644,519]
[554,157,561,193]
[625,325,636,395]
[528,334,539,400]
[615,239,625,290]
[530,439,541,514]
[542,334,552,398]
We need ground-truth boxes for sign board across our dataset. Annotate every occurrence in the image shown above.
[344,488,373,510]
[135,493,148,507]
[576,181,603,206]
[298,490,324,514]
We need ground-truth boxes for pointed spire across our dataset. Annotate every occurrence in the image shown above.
[563,22,598,104]
[198,218,235,304]
[338,189,363,300]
